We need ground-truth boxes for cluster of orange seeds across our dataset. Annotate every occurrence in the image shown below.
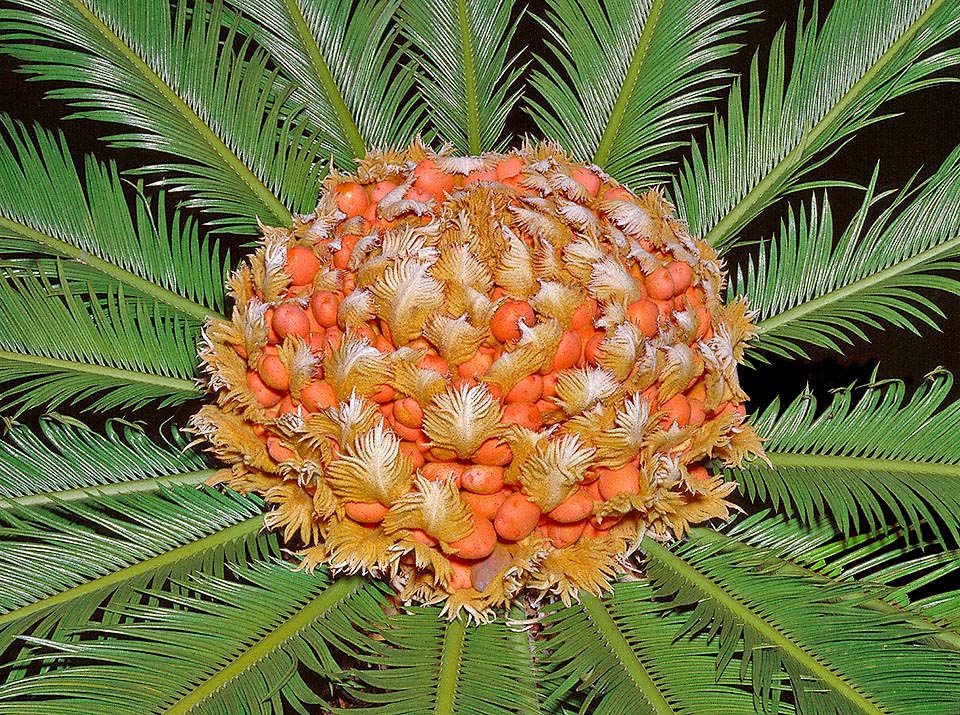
[193,141,763,619]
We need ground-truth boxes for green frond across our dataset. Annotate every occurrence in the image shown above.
[0,486,268,686]
[734,369,960,544]
[528,0,755,188]
[399,0,524,153]
[0,415,211,501]
[537,583,779,715]
[0,117,225,320]
[0,0,326,233]
[672,0,960,249]
[702,515,960,649]
[342,608,545,715]
[731,149,960,361]
[226,0,422,166]
[0,562,384,715]
[0,264,201,414]
[644,532,960,714]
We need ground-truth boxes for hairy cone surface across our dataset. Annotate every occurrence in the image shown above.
[193,142,762,620]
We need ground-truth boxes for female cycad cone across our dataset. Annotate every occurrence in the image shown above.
[192,141,763,620]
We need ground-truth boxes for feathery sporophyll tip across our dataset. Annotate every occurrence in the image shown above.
[192,140,763,621]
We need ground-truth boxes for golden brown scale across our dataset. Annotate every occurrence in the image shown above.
[193,141,764,621]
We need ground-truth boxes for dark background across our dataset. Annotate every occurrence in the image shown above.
[0,0,958,419]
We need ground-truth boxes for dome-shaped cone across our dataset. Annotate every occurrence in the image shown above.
[193,140,764,622]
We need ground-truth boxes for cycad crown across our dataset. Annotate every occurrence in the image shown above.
[3,0,960,712]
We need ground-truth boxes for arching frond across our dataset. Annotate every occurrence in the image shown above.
[398,0,524,153]
[342,608,545,715]
[0,560,385,714]
[0,486,268,686]
[0,0,326,233]
[673,0,960,249]
[0,264,201,413]
[528,0,755,188]
[0,117,226,320]
[701,514,960,649]
[731,150,960,361]
[734,370,960,545]
[537,583,784,715]
[226,0,422,166]
[644,533,960,714]
[0,415,211,501]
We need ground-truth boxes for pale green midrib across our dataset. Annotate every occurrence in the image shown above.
[66,0,292,228]
[0,350,200,396]
[755,234,960,337]
[456,0,481,155]
[757,452,960,478]
[580,593,676,715]
[643,539,889,715]
[592,0,664,169]
[163,575,365,715]
[505,614,550,715]
[0,516,262,628]
[687,527,960,652]
[280,0,366,158]
[0,215,218,323]
[705,0,948,248]
[3,469,215,508]
[435,617,466,715]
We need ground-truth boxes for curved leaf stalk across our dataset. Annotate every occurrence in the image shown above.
[456,0,483,155]
[765,452,960,479]
[4,469,215,508]
[579,592,675,715]
[0,216,217,323]
[164,574,366,714]
[756,233,960,337]
[643,539,887,715]
[435,617,467,715]
[591,0,663,169]
[706,0,951,248]
[64,0,292,227]
[278,0,367,158]
[0,351,200,398]
[0,515,262,630]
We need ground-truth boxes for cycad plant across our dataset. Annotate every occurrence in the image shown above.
[2,0,960,712]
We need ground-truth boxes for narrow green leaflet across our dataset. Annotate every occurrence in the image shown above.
[735,370,960,544]
[399,0,524,153]
[0,415,210,500]
[0,0,325,233]
[226,0,422,168]
[0,264,201,413]
[0,117,225,320]
[730,150,960,361]
[645,534,960,714]
[0,563,384,715]
[672,0,960,249]
[529,0,754,188]
[342,608,544,715]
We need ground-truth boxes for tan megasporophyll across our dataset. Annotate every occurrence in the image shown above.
[192,142,763,620]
